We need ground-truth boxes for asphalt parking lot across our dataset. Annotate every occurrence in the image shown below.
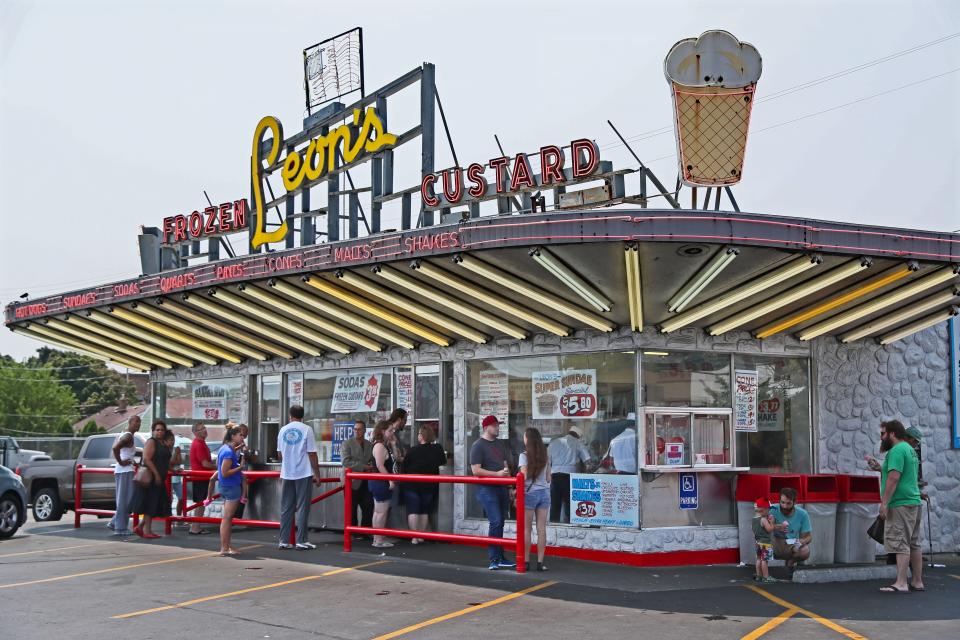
[2,517,958,639]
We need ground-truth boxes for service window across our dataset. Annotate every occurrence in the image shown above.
[641,409,734,470]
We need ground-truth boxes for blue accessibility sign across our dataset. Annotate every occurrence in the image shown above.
[679,472,698,510]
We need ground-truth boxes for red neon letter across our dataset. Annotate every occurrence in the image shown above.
[162,217,175,243]
[510,153,536,191]
[441,167,463,204]
[571,139,599,178]
[233,199,248,228]
[489,157,509,193]
[189,211,203,238]
[204,207,218,234]
[173,215,188,242]
[540,145,566,185]
[218,202,232,231]
[466,163,487,198]
[421,174,440,207]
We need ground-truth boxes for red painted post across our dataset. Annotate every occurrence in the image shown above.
[164,473,173,535]
[74,465,82,528]
[181,472,188,521]
[515,471,526,573]
[343,469,353,552]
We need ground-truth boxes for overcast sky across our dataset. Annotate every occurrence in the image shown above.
[1,0,958,361]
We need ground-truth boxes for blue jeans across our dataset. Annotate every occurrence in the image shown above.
[476,485,509,563]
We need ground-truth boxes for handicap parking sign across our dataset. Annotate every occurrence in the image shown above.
[679,472,698,510]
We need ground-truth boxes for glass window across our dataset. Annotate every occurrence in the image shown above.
[260,374,282,462]
[83,436,114,460]
[642,352,730,407]
[153,377,244,431]
[734,355,811,473]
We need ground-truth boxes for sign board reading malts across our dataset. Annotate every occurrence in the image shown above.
[163,200,249,245]
[569,473,639,528]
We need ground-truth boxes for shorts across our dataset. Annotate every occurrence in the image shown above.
[755,543,773,563]
[884,504,922,554]
[524,487,551,510]
[221,484,242,502]
[369,479,393,503]
[192,479,209,503]
[403,487,437,515]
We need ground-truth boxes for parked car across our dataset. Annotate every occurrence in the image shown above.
[0,436,48,469]
[0,464,28,539]
[16,433,145,522]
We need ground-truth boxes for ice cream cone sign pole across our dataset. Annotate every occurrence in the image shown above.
[664,30,762,187]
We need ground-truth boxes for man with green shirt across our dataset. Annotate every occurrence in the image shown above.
[878,420,924,593]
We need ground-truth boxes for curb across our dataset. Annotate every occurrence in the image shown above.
[791,565,897,583]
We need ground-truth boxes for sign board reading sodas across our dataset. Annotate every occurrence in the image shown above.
[331,372,382,413]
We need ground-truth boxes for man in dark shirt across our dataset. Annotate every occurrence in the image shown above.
[470,415,516,570]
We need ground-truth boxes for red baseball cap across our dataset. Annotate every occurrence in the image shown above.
[754,497,771,508]
[482,415,499,428]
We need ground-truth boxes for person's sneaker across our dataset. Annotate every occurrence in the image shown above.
[106,521,116,530]
[295,542,317,550]
[278,542,294,550]
[496,559,517,569]
[488,561,501,570]
[761,576,778,583]
[113,530,133,537]
[372,541,394,549]
[536,562,548,572]
[752,575,762,582]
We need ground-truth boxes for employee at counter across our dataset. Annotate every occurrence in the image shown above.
[341,420,374,529]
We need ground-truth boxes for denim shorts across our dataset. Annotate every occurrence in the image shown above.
[221,484,242,502]
[369,479,393,503]
[525,487,551,510]
[403,487,437,515]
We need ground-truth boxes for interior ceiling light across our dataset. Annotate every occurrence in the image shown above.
[239,285,382,352]
[667,246,739,313]
[302,276,450,347]
[86,309,218,365]
[210,288,350,354]
[45,317,175,369]
[130,302,268,361]
[269,280,415,350]
[453,255,615,332]
[18,324,152,371]
[530,247,612,313]
[157,299,294,359]
[840,286,960,343]
[109,306,242,364]
[183,293,320,356]
[879,305,960,346]
[660,254,822,333]
[62,314,191,367]
[643,351,669,356]
[797,264,960,341]
[624,243,643,332]
[708,258,871,336]
[755,262,915,339]
[412,261,570,337]
[375,265,526,340]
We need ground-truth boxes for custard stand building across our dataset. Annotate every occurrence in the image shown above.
[6,30,960,565]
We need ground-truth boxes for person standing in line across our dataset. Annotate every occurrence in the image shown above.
[188,422,215,535]
[162,431,184,525]
[369,420,398,548]
[402,425,448,544]
[341,420,375,531]
[234,423,253,519]
[519,427,550,572]
[877,420,924,593]
[130,420,171,539]
[217,426,245,556]
[470,415,516,571]
[547,425,590,523]
[108,415,140,536]
[277,406,321,550]
[387,408,409,468]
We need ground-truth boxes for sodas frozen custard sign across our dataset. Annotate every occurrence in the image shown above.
[331,372,382,412]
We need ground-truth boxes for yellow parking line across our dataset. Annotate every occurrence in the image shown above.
[0,544,262,589]
[0,542,114,559]
[372,581,556,640]
[949,574,960,580]
[112,560,389,619]
[744,585,868,640]
[740,607,800,640]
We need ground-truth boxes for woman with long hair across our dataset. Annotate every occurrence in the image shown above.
[369,420,397,548]
[131,420,172,539]
[519,427,550,571]
[402,425,447,544]
[217,426,245,556]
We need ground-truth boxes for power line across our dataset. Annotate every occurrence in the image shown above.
[0,374,119,383]
[0,363,103,371]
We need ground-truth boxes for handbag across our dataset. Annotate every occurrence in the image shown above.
[134,464,152,487]
[867,516,884,544]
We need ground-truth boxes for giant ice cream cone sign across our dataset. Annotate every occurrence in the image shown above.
[665,30,762,187]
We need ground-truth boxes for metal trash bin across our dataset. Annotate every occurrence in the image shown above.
[835,475,880,564]
[802,475,839,565]
[735,474,802,565]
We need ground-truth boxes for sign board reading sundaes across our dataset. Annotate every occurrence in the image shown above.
[532,369,597,420]
[331,373,382,413]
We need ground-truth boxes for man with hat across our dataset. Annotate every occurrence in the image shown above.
[547,425,591,523]
[469,415,516,570]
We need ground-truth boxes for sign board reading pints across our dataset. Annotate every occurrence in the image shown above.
[532,369,597,420]
[162,200,249,245]
[734,369,759,432]
[331,372,382,413]
[250,108,398,248]
[569,474,639,528]
[192,383,227,420]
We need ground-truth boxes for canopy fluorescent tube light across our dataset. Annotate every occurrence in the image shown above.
[62,314,190,367]
[530,247,612,313]
[131,302,269,361]
[840,286,960,343]
[624,243,643,331]
[158,299,294,359]
[20,324,152,371]
[879,306,960,346]
[85,309,218,365]
[46,317,176,369]
[109,306,241,364]
[668,247,739,313]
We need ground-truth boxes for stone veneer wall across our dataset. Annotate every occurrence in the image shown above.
[815,324,959,554]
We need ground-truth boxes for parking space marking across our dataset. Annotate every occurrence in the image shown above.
[111,560,389,619]
[371,580,557,640]
[950,575,959,580]
[740,607,800,640]
[744,585,867,640]
[0,544,262,589]
[0,542,115,559]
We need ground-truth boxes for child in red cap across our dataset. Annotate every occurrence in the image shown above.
[753,497,776,583]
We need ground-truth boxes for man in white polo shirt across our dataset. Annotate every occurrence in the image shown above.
[547,425,590,522]
[277,405,321,550]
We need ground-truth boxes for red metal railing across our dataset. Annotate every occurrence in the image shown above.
[73,465,120,528]
[343,469,527,573]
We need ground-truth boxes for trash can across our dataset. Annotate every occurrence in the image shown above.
[735,474,802,565]
[802,475,839,565]
[835,475,880,564]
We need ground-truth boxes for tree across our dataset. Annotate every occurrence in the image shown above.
[27,348,139,416]
[81,420,103,435]
[0,361,79,435]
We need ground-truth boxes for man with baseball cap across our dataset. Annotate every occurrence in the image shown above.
[470,415,516,570]
[547,425,590,523]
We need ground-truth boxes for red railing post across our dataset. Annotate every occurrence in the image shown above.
[343,469,353,552]
[181,471,188,519]
[515,471,525,573]
[74,465,82,528]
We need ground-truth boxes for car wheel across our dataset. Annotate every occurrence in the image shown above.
[0,493,22,538]
[32,488,63,522]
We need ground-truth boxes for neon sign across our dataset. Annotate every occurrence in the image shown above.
[162,199,248,245]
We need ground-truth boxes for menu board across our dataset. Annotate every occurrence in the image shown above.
[192,383,227,420]
[532,369,597,420]
[734,369,759,432]
[288,375,304,407]
[331,372,382,413]
[396,371,414,414]
[479,371,509,438]
[569,473,639,528]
